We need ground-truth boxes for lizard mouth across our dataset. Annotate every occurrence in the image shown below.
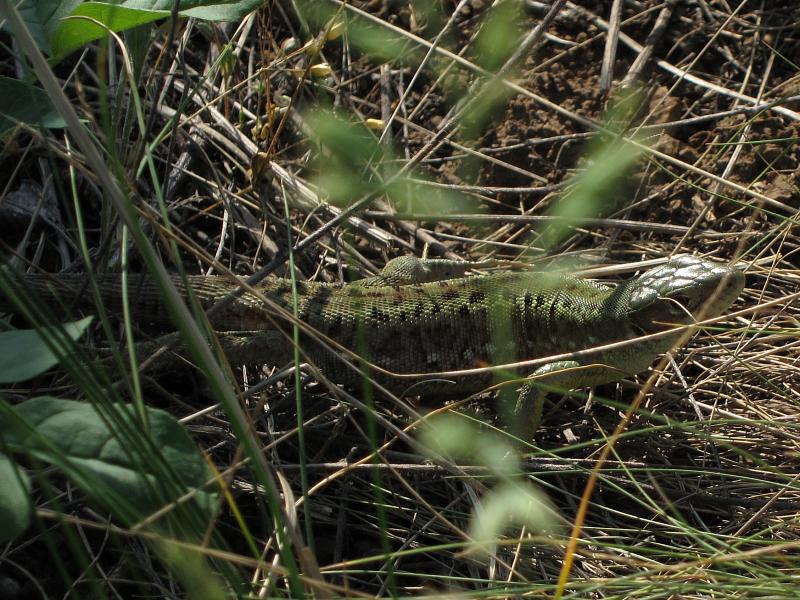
[684,269,745,316]
[631,300,694,336]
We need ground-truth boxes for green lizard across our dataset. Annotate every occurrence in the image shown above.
[1,254,744,439]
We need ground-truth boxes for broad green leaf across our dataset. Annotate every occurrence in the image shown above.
[306,109,479,214]
[535,91,647,253]
[345,19,412,62]
[17,0,81,54]
[420,413,519,477]
[469,481,557,553]
[0,317,93,383]
[473,0,522,72]
[0,76,66,135]
[180,0,262,21]
[0,397,216,525]
[419,413,478,458]
[50,2,171,61]
[160,539,228,600]
[384,176,479,217]
[307,110,382,166]
[303,7,413,63]
[0,454,33,542]
[49,0,263,61]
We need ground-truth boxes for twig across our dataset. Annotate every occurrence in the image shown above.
[620,0,677,89]
[600,0,624,91]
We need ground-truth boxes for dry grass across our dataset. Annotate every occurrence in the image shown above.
[2,0,800,597]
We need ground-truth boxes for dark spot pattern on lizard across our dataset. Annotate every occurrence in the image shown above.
[4,255,744,424]
[469,290,485,304]
[272,283,292,297]
[548,293,560,331]
[371,306,391,324]
[327,314,344,336]
[299,284,333,321]
[442,290,459,302]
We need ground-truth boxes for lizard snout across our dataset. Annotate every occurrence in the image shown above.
[626,255,745,334]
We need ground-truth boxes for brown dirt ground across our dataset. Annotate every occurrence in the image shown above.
[2,0,800,597]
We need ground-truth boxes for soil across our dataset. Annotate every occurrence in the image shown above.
[2,1,800,597]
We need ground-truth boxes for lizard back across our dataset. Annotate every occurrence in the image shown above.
[8,271,640,395]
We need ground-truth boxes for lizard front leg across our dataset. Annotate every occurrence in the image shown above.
[511,362,628,443]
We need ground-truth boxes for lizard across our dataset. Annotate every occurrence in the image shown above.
[0,254,744,440]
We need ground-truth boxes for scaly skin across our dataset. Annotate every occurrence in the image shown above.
[2,255,744,435]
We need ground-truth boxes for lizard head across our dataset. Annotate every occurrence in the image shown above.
[622,255,745,335]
